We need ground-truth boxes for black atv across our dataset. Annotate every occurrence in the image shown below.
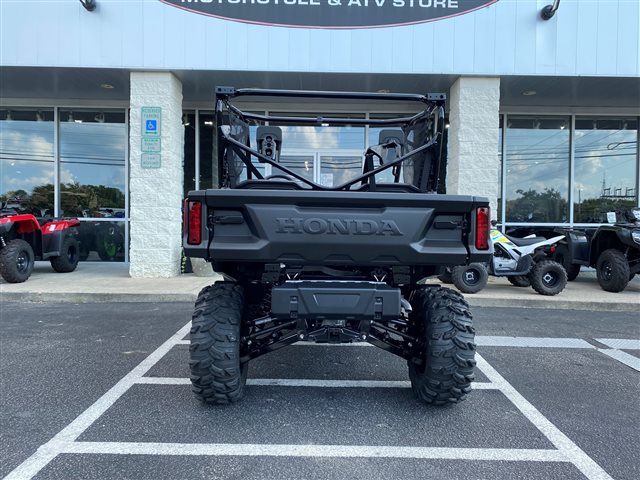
[183,87,492,406]
[552,210,640,292]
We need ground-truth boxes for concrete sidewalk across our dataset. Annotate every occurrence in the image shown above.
[1,262,638,311]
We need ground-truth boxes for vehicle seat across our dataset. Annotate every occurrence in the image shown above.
[235,179,305,190]
[356,183,420,193]
[504,233,547,247]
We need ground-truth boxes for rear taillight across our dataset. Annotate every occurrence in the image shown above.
[475,207,490,250]
[187,201,202,245]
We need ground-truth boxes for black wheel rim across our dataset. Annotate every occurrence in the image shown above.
[542,270,559,287]
[601,261,612,281]
[17,250,29,273]
[67,244,78,263]
[464,269,480,286]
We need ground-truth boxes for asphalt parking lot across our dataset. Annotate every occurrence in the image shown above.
[1,302,639,480]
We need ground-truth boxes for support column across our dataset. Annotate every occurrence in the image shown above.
[446,77,501,219]
[129,72,184,277]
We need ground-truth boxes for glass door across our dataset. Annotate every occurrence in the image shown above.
[279,151,364,187]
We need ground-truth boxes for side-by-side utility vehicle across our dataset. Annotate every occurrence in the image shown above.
[183,87,492,406]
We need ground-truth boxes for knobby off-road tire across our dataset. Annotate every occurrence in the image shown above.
[0,239,35,283]
[408,287,476,405]
[50,236,80,273]
[507,275,531,288]
[596,249,630,293]
[451,263,488,294]
[189,282,248,404]
[437,268,453,284]
[528,260,567,296]
[553,244,581,281]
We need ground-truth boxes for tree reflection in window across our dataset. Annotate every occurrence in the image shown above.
[0,109,55,216]
[59,111,126,218]
[505,116,570,223]
[574,117,638,223]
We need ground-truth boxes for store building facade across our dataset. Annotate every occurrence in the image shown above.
[1,0,638,277]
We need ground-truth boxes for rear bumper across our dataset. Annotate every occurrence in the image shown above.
[271,280,401,322]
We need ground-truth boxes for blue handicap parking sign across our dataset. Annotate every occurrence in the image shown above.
[146,120,157,132]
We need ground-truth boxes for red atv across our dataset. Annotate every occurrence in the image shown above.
[0,205,81,283]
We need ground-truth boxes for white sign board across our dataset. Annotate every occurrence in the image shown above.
[141,153,161,169]
[141,107,161,137]
[142,136,161,153]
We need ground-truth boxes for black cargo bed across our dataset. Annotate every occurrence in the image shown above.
[185,189,490,267]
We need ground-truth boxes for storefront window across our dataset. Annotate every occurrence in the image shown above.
[275,113,365,151]
[574,117,638,223]
[0,109,55,216]
[504,116,570,223]
[183,112,196,197]
[59,110,126,219]
[198,112,215,190]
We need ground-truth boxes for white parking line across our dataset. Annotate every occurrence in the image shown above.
[476,337,594,349]
[3,321,193,480]
[58,441,567,462]
[136,377,498,390]
[289,337,604,349]
[4,323,617,480]
[597,349,640,372]
[595,338,640,350]
[475,354,614,480]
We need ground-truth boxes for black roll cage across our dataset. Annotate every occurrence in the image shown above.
[214,86,447,192]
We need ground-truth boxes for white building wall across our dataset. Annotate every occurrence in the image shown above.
[1,0,638,77]
[129,72,184,278]
[446,77,501,219]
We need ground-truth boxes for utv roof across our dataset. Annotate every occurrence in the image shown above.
[215,87,446,127]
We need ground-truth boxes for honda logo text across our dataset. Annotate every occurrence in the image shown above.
[276,218,403,236]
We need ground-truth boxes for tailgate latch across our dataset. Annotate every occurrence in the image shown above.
[211,214,244,225]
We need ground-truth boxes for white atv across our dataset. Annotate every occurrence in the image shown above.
[446,229,568,296]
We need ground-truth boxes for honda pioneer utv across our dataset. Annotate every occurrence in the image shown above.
[183,87,492,406]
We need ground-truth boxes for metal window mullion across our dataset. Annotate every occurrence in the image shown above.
[500,113,507,231]
[263,110,272,176]
[637,116,640,207]
[53,107,60,218]
[364,112,370,149]
[195,110,200,191]
[313,152,320,184]
[568,114,575,226]
[364,112,370,171]
[124,107,130,263]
